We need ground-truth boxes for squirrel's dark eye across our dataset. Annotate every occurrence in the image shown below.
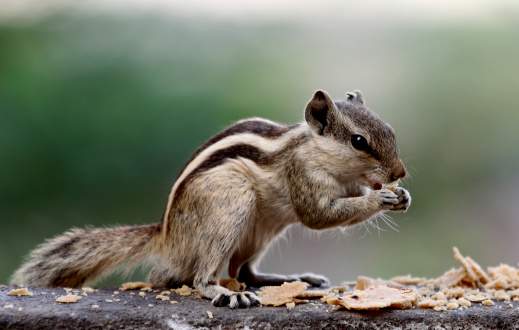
[351,135,371,152]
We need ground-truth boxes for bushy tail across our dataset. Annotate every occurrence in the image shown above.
[11,224,158,288]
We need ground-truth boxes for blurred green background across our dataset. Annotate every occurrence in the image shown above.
[1,1,519,286]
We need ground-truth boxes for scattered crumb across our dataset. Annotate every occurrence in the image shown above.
[286,302,296,309]
[139,292,146,297]
[207,311,213,319]
[390,275,427,285]
[328,284,418,310]
[257,281,308,306]
[220,278,246,292]
[173,285,194,297]
[120,282,153,291]
[161,291,171,296]
[82,287,95,293]
[8,288,33,297]
[156,295,170,301]
[4,305,14,309]
[148,304,154,307]
[81,292,88,297]
[106,299,113,303]
[18,307,22,311]
[170,301,179,304]
[41,292,47,295]
[115,299,120,302]
[92,305,99,309]
[297,289,330,298]
[113,291,119,295]
[56,295,81,303]
[130,292,135,295]
[141,287,153,292]
[482,300,494,306]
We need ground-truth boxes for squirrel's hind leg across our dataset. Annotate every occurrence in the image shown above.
[237,262,329,287]
[189,171,261,308]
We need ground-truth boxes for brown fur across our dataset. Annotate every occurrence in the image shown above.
[11,90,411,309]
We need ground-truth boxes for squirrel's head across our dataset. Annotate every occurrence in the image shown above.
[304,90,406,190]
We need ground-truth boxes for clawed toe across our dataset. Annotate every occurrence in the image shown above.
[212,292,260,308]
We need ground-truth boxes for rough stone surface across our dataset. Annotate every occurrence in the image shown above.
[1,285,519,329]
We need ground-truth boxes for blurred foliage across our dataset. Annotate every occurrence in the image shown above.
[1,12,518,286]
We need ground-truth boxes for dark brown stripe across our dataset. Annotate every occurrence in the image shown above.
[176,120,296,179]
[172,134,308,203]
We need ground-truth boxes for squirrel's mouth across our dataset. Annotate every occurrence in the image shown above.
[360,176,383,190]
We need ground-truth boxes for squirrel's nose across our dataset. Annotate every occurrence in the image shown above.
[390,166,407,182]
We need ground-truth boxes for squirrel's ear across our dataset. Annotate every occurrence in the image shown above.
[305,90,338,135]
[346,90,365,105]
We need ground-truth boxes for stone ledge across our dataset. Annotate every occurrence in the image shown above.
[1,285,518,329]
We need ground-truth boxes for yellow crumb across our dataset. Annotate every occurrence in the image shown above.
[56,295,81,303]
[8,288,33,297]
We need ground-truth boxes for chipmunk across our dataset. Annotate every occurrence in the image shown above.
[11,90,411,308]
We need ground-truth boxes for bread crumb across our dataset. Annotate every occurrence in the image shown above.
[446,302,459,310]
[482,299,494,306]
[113,291,119,295]
[328,284,418,310]
[92,305,99,309]
[106,299,113,303]
[257,281,308,306]
[207,311,213,319]
[286,302,296,309]
[4,305,14,309]
[161,291,171,296]
[8,288,33,297]
[156,295,170,301]
[56,295,81,303]
[139,292,146,297]
[115,299,120,302]
[41,292,47,295]
[82,287,95,293]
[173,285,194,297]
[18,307,23,311]
[170,301,178,304]
[120,282,153,291]
[219,278,246,292]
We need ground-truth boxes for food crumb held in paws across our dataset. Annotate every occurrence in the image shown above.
[383,182,398,192]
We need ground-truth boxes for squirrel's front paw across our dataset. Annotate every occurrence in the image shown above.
[373,189,399,209]
[390,187,411,212]
[212,291,261,309]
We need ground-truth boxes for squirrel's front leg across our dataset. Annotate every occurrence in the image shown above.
[288,168,405,230]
